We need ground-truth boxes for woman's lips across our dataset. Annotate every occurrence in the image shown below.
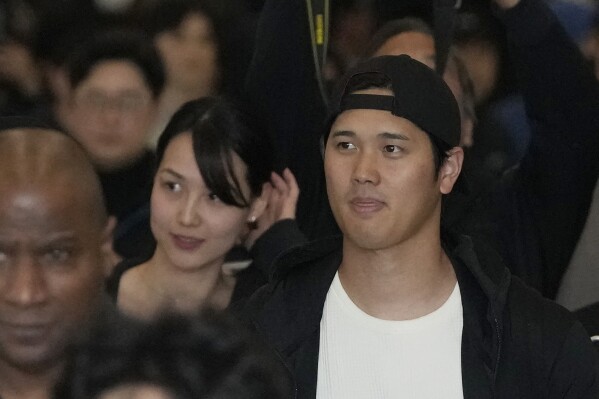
[171,234,204,251]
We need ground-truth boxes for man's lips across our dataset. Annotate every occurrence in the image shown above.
[349,197,385,214]
[0,321,52,342]
[171,234,204,251]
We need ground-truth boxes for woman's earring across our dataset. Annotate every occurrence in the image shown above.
[247,215,258,229]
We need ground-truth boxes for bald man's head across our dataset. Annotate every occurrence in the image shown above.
[0,128,108,227]
[0,127,113,379]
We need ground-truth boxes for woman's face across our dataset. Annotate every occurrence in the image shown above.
[155,12,219,97]
[150,133,258,271]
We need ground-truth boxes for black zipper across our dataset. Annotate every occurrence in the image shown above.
[492,314,502,398]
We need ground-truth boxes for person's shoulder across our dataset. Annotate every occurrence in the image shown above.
[269,235,343,281]
[241,236,342,318]
[506,276,596,367]
[105,256,148,300]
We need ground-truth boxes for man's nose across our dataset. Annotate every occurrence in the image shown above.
[2,256,49,307]
[351,150,381,185]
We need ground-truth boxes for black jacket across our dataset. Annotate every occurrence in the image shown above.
[99,150,156,260]
[245,0,599,299]
[244,235,598,399]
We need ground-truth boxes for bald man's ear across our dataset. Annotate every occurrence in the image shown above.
[101,216,120,278]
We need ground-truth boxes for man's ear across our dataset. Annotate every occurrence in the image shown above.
[439,146,464,194]
[100,216,119,278]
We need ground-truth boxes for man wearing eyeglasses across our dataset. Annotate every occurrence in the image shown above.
[65,29,165,260]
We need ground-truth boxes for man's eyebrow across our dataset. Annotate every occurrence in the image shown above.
[330,130,356,138]
[38,232,77,247]
[379,132,409,141]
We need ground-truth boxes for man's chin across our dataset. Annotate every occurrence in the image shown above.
[0,344,65,374]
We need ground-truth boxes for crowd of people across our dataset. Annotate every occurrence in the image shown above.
[1,0,599,398]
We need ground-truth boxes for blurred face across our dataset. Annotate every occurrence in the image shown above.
[98,383,175,399]
[325,89,455,250]
[68,60,157,171]
[150,133,261,272]
[374,31,436,68]
[156,12,219,97]
[374,32,474,147]
[0,178,111,373]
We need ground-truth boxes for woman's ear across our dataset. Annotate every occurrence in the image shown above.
[439,146,464,195]
[248,182,271,222]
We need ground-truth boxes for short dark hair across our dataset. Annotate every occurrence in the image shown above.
[156,97,273,207]
[67,29,165,98]
[54,311,291,399]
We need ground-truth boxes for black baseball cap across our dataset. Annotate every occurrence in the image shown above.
[325,54,461,149]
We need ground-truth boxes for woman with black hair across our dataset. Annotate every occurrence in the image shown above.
[106,96,302,320]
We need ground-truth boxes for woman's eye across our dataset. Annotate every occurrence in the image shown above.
[337,142,356,151]
[165,182,182,192]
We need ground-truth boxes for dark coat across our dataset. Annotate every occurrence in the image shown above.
[243,235,599,399]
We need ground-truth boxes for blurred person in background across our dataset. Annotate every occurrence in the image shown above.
[65,29,165,260]
[54,311,291,399]
[132,0,257,145]
[0,0,46,118]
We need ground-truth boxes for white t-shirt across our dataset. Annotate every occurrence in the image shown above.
[316,272,464,399]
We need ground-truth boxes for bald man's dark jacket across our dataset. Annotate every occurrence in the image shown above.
[243,235,598,399]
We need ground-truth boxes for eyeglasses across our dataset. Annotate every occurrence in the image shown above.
[74,91,152,114]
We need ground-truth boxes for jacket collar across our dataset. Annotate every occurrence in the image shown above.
[253,233,512,391]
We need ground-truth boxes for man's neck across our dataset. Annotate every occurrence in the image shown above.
[338,230,457,321]
[0,360,63,399]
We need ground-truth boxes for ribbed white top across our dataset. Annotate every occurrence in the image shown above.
[316,272,464,399]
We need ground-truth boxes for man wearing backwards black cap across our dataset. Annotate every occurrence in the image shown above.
[243,55,597,399]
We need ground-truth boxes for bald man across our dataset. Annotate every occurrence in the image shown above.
[0,122,115,399]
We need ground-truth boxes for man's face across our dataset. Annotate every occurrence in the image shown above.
[324,89,447,250]
[0,178,110,373]
[68,60,157,171]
